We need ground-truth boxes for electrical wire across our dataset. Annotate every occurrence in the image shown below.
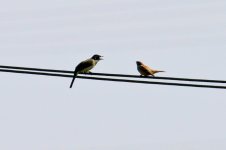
[0,68,226,89]
[0,64,226,84]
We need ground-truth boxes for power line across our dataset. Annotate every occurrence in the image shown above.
[0,68,226,89]
[0,65,72,74]
[0,64,226,84]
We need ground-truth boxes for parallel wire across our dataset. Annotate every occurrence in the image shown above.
[0,68,226,89]
[0,65,226,84]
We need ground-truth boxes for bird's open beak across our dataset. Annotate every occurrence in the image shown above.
[100,56,104,60]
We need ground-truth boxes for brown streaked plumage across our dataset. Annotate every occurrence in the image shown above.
[136,61,165,77]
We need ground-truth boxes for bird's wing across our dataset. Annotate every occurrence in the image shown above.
[75,59,94,72]
[140,65,153,75]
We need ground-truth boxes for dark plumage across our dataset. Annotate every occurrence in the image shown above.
[70,54,103,88]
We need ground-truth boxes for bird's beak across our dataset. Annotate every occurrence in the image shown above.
[100,56,104,60]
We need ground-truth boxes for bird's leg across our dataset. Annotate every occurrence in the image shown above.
[83,71,92,75]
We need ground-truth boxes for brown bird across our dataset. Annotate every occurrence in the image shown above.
[136,61,165,77]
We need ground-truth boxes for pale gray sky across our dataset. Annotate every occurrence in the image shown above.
[0,0,226,150]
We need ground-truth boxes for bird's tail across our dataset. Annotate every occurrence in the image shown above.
[70,72,78,88]
[154,70,165,73]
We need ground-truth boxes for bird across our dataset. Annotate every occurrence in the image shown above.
[136,61,165,77]
[70,54,103,88]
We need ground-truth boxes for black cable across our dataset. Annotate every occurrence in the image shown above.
[0,64,225,84]
[0,65,72,74]
[0,68,225,89]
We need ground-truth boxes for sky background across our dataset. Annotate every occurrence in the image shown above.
[0,0,226,150]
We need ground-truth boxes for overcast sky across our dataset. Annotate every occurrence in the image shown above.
[0,0,226,150]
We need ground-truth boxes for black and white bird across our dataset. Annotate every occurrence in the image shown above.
[70,54,103,88]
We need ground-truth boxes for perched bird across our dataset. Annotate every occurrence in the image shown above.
[70,54,103,88]
[136,61,164,77]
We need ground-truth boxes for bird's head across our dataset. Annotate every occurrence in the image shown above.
[91,54,103,60]
[136,61,143,66]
